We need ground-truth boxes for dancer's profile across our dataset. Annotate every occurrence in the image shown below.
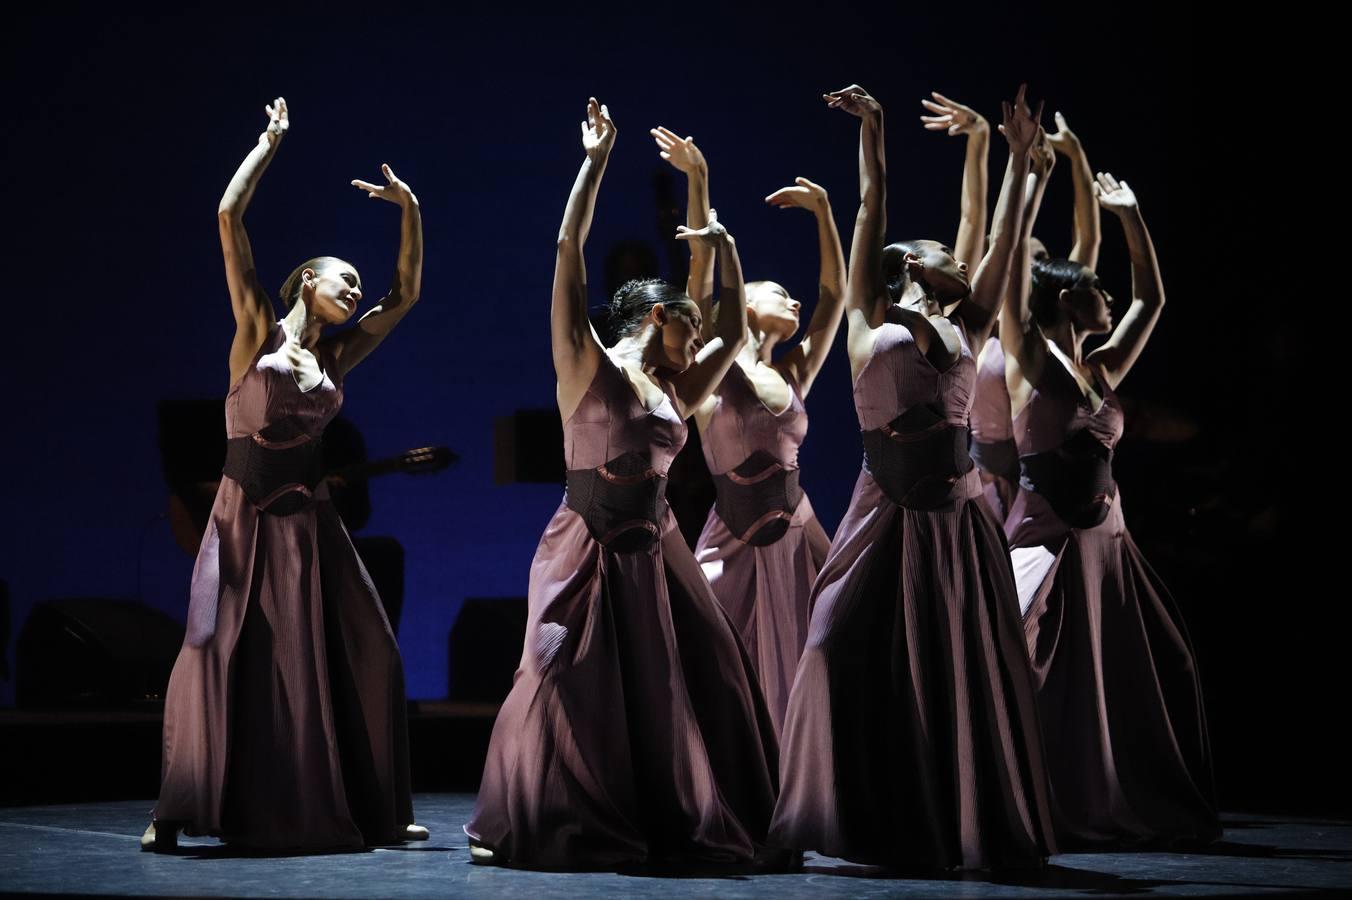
[146,97,425,853]
[769,84,1056,870]
[464,98,779,871]
[651,126,844,737]
[1000,163,1220,848]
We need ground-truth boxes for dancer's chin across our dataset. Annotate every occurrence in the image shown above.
[943,285,972,305]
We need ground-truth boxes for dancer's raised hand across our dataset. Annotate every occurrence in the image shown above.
[823,84,882,120]
[582,97,617,162]
[351,163,417,207]
[765,177,829,212]
[261,96,288,147]
[920,91,987,137]
[1093,171,1138,216]
[997,83,1042,155]
[1046,111,1082,156]
[650,126,705,174]
[675,208,731,247]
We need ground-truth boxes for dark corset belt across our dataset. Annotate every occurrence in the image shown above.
[223,431,323,515]
[713,450,803,547]
[1019,428,1116,529]
[971,436,1020,485]
[862,403,974,510]
[565,451,668,553]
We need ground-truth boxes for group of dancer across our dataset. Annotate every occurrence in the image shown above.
[143,84,1219,872]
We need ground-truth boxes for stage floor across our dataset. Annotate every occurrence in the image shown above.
[2,795,1349,897]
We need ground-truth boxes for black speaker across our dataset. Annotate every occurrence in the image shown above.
[448,597,528,702]
[16,599,185,709]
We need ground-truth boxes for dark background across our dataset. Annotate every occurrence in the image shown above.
[1,4,1329,812]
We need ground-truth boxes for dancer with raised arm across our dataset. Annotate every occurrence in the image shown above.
[651,126,845,736]
[147,97,425,852]
[964,108,1102,523]
[465,98,778,871]
[1000,165,1220,848]
[769,85,1056,870]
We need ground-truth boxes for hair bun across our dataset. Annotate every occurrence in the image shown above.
[595,278,686,348]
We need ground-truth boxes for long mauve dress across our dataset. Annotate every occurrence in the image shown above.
[693,365,830,737]
[1007,349,1220,848]
[155,322,414,851]
[770,311,1055,870]
[465,353,779,869]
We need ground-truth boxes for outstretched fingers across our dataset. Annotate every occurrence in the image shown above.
[351,179,383,198]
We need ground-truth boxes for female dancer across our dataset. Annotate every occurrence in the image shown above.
[954,106,1102,524]
[145,98,425,852]
[464,98,778,870]
[1000,168,1220,847]
[650,126,845,736]
[769,85,1056,870]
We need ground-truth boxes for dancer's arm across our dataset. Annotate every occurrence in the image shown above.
[669,217,747,415]
[824,84,888,373]
[1086,174,1164,388]
[1001,130,1054,391]
[959,85,1039,344]
[324,165,422,375]
[651,126,715,342]
[920,91,989,270]
[220,97,286,386]
[768,178,846,397]
[554,98,616,421]
[1048,112,1101,268]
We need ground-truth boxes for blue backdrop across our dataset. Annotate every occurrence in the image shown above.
[0,2,1193,703]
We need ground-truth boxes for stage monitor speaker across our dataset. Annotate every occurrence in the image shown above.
[447,597,527,702]
[16,599,185,709]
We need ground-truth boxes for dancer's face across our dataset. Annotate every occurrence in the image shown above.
[748,282,801,340]
[909,241,970,303]
[303,262,363,325]
[1060,265,1114,334]
[655,300,704,372]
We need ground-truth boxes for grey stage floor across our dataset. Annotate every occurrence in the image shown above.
[2,794,1349,898]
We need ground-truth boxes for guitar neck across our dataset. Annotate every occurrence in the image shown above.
[328,446,455,483]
